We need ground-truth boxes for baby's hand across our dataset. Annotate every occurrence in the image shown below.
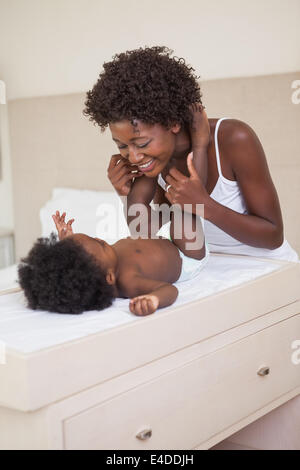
[52,211,75,240]
[189,103,210,149]
[129,294,159,316]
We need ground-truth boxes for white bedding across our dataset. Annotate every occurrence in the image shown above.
[0,255,282,354]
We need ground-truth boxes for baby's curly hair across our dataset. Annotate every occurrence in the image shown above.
[83,45,204,132]
[18,233,115,314]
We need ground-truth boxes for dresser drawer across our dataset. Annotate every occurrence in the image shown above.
[64,314,300,450]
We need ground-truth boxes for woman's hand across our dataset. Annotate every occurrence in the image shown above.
[52,211,75,240]
[189,103,211,149]
[129,294,159,316]
[164,153,210,215]
[107,154,143,196]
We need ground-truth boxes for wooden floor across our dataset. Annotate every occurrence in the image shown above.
[210,441,257,450]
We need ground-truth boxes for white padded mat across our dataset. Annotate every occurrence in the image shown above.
[0,255,283,353]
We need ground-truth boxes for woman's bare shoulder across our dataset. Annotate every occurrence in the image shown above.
[218,118,259,146]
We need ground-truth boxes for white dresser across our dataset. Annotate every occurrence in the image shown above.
[0,255,299,450]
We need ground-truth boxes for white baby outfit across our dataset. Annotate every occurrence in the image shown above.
[155,219,210,283]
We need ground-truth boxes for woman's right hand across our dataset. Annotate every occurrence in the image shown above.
[107,154,143,196]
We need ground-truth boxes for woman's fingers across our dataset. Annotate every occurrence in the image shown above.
[107,154,123,172]
[165,173,180,190]
[110,163,134,184]
[169,167,189,182]
[108,156,132,179]
[111,168,143,195]
[110,161,140,185]
[120,171,141,186]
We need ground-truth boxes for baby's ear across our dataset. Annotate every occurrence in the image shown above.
[106,269,116,285]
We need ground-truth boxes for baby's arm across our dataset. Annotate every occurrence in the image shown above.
[125,174,158,238]
[52,211,75,240]
[169,103,208,260]
[170,210,206,260]
[124,274,178,316]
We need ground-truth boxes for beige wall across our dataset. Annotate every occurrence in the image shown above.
[1,0,300,100]
[8,71,300,260]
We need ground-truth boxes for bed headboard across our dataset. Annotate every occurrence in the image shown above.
[8,71,300,260]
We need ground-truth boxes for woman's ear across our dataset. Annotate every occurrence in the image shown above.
[170,123,181,134]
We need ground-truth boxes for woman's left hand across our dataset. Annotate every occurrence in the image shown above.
[164,153,210,215]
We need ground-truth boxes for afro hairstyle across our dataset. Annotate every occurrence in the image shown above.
[83,45,204,132]
[18,232,115,314]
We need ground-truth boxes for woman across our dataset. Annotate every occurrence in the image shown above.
[83,46,298,262]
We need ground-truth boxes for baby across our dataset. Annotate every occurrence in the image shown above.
[18,210,209,316]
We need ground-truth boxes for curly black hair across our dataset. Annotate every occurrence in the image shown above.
[18,233,115,314]
[83,45,204,132]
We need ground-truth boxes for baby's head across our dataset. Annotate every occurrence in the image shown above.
[18,233,118,314]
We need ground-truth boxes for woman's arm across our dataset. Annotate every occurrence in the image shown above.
[205,120,284,249]
[164,120,284,250]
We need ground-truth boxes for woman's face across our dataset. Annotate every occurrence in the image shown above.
[109,119,182,177]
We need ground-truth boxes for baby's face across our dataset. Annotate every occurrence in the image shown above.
[109,119,181,177]
[70,234,118,272]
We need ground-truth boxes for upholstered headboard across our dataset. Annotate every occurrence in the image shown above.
[8,71,300,260]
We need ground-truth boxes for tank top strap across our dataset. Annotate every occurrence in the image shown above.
[157,172,167,191]
[214,117,231,179]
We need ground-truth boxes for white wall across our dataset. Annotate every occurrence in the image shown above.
[0,102,14,229]
[0,0,299,100]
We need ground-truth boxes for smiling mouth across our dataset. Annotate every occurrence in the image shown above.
[138,158,155,171]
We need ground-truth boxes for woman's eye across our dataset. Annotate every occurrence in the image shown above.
[137,142,149,148]
[118,142,150,150]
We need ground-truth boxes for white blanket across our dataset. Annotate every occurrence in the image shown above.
[0,255,282,354]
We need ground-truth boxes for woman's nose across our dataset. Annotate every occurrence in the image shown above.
[128,149,144,165]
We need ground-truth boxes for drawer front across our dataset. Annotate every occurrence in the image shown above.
[64,315,300,450]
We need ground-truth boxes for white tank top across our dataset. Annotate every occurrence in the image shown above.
[157,117,299,262]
